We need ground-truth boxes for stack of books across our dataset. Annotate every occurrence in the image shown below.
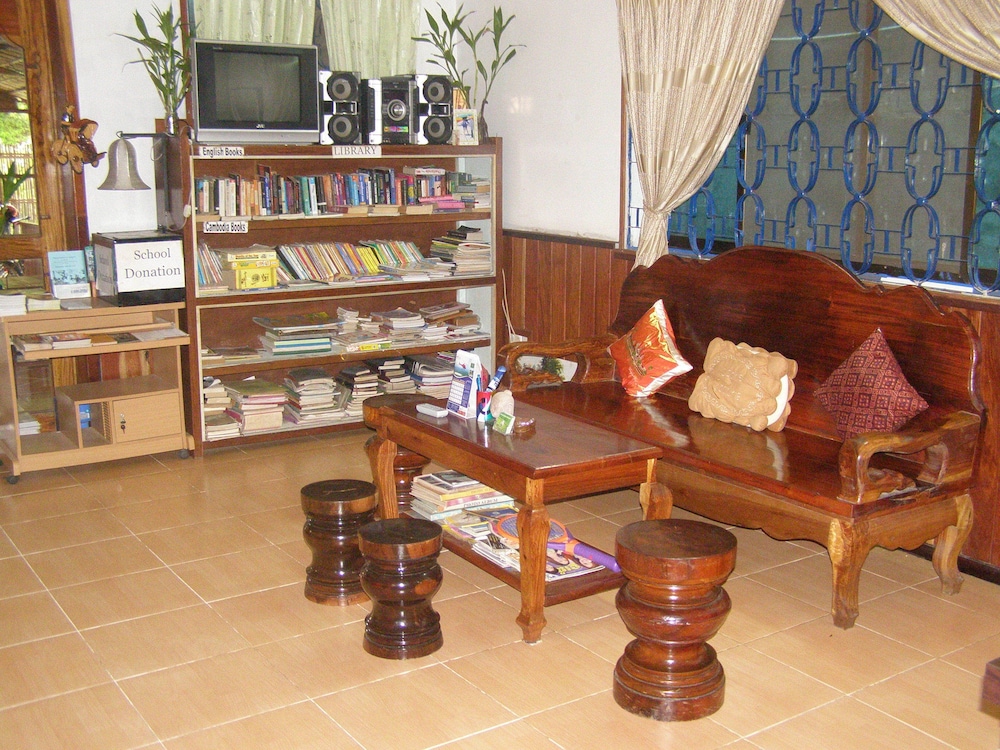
[253,312,338,357]
[371,307,425,331]
[204,413,241,440]
[212,246,280,291]
[201,377,231,416]
[368,357,416,394]
[335,363,380,419]
[0,293,28,316]
[404,354,455,398]
[223,378,287,434]
[283,366,348,425]
[408,470,515,521]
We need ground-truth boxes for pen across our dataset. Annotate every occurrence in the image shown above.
[485,365,506,392]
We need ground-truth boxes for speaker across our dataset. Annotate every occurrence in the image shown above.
[414,74,453,145]
[365,76,415,145]
[320,70,364,145]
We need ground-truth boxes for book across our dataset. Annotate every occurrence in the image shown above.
[47,250,90,299]
[43,332,90,348]
[12,333,52,352]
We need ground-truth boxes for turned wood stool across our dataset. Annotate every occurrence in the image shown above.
[614,519,737,721]
[359,517,444,659]
[300,479,378,605]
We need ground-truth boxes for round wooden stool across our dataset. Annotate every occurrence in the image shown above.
[359,517,444,659]
[613,519,737,721]
[300,479,378,605]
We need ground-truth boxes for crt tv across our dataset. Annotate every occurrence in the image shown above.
[191,39,320,144]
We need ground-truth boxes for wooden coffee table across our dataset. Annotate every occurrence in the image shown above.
[364,395,670,643]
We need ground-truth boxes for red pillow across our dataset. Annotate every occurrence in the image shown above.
[608,299,692,398]
[815,328,929,439]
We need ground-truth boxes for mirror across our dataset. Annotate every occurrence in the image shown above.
[0,0,88,262]
[0,34,38,237]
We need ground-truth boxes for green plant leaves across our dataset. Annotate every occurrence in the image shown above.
[118,4,190,116]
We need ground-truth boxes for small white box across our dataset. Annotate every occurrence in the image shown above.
[92,231,185,305]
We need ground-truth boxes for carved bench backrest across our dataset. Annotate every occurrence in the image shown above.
[611,246,982,437]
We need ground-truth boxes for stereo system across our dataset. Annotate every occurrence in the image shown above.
[320,71,453,146]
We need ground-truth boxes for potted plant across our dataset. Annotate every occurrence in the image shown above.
[414,3,522,140]
[120,4,190,135]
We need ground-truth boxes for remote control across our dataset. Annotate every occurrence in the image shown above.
[416,403,449,419]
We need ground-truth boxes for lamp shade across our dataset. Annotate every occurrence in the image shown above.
[97,138,150,190]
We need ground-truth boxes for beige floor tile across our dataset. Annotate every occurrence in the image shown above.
[107,491,233,534]
[559,614,638,664]
[26,535,163,589]
[570,488,642,517]
[708,645,842,736]
[0,484,102,524]
[448,633,612,715]
[437,560,487,601]
[438,550,508,592]
[747,552,906,614]
[238,504,306,545]
[210,583,366,646]
[171,545,305,601]
[548,502,601,525]
[538,587,620,633]
[0,555,42,598]
[942,631,1000,677]
[0,468,77,497]
[4,508,131,554]
[915,570,1000,617]
[0,633,111,708]
[0,682,157,750]
[182,457,294,496]
[138,516,269,565]
[720,578,827,643]
[0,530,17,559]
[163,702,362,749]
[213,477,304,516]
[562,516,624,557]
[278,538,312,567]
[524,691,739,750]
[315,662,515,750]
[863,546,939,586]
[605,505,646,529]
[0,592,74,647]
[437,719,562,749]
[88,471,203,508]
[748,695,952,749]
[118,648,308,740]
[67,455,171,483]
[432,591,524,659]
[855,659,998,749]
[751,618,931,693]
[255,620,424,697]
[726,527,816,578]
[857,587,1000,656]
[51,566,202,629]
[82,604,250,679]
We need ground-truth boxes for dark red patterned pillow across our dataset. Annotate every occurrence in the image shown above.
[815,329,929,439]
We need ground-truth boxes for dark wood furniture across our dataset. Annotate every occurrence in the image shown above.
[501,245,983,628]
[614,519,737,721]
[300,479,378,605]
[985,657,1000,708]
[363,395,671,643]
[358,517,444,659]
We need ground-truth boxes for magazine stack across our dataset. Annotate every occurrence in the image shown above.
[408,470,515,521]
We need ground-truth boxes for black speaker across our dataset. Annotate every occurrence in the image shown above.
[365,76,415,145]
[320,70,364,145]
[414,74,453,145]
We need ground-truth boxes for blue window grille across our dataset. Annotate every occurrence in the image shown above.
[625,0,1000,293]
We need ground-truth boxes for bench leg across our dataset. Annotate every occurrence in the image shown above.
[932,493,973,595]
[827,520,870,629]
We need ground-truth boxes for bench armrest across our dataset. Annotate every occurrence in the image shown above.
[838,410,981,503]
[499,334,618,391]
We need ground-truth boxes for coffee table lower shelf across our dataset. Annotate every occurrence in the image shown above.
[437,526,625,606]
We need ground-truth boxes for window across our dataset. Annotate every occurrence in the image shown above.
[625,0,1000,292]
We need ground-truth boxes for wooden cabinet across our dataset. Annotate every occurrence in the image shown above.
[0,302,192,481]
[181,139,502,454]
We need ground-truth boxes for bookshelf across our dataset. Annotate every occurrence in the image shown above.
[0,302,192,481]
[180,138,502,454]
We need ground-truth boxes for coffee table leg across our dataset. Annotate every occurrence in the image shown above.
[366,434,400,520]
[640,479,673,520]
[515,483,549,643]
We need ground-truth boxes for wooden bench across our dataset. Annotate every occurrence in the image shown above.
[500,245,983,628]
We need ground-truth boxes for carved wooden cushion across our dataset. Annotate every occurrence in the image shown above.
[688,338,798,432]
[608,299,692,398]
[814,328,929,439]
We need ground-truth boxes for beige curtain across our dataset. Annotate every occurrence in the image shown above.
[319,0,420,78]
[618,0,783,267]
[192,0,315,44]
[876,0,1000,79]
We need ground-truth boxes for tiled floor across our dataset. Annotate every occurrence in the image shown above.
[1,430,998,749]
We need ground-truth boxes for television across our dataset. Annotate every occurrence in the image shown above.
[191,39,320,145]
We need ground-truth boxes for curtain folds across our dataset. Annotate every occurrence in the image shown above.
[191,0,315,44]
[617,0,783,268]
[319,0,420,79]
[876,0,1000,79]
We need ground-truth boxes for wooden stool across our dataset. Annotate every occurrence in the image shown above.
[300,479,378,605]
[613,519,737,721]
[359,517,444,659]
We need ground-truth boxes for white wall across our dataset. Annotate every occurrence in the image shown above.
[69,0,623,242]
